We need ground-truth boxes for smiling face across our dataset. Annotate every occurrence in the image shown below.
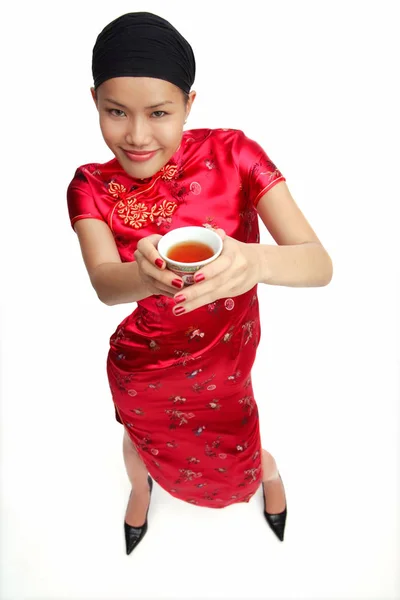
[91,77,196,179]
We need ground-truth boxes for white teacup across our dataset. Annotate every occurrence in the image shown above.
[157,226,223,285]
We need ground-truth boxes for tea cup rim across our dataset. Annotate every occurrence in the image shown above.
[158,226,223,267]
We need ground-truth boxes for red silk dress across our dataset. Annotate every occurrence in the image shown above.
[67,128,285,508]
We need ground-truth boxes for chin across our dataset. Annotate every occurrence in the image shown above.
[117,155,160,179]
[127,166,158,179]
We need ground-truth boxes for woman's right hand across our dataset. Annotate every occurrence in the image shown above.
[134,234,184,298]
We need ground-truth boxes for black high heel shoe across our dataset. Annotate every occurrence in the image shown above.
[124,475,153,555]
[262,474,287,542]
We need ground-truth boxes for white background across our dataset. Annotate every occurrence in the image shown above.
[1,1,399,599]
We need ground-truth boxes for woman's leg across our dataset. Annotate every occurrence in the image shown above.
[123,429,152,526]
[261,449,286,513]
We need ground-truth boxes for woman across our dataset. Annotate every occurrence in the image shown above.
[67,12,333,554]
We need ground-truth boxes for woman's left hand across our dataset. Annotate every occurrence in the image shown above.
[172,229,265,315]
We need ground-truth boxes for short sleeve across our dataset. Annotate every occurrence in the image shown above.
[233,131,286,207]
[66,168,105,231]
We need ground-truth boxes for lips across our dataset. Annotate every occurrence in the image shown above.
[123,149,158,162]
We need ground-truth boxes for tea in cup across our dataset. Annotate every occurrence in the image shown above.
[157,226,223,285]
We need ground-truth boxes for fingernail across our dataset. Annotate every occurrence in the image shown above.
[194,273,205,283]
[172,279,183,289]
[155,258,164,269]
[174,306,186,316]
[174,294,186,304]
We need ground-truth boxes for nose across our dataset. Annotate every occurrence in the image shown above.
[125,116,152,148]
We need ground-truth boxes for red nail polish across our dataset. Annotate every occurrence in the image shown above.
[174,306,186,316]
[155,258,164,269]
[194,273,205,283]
[172,279,183,289]
[174,294,186,304]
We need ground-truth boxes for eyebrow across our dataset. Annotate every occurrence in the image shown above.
[104,98,174,109]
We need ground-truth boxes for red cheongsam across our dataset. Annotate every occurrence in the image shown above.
[67,128,285,508]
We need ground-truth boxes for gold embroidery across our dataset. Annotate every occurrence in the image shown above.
[117,200,149,229]
[161,164,178,180]
[156,199,177,218]
[116,198,178,229]
[109,181,127,198]
[107,166,178,230]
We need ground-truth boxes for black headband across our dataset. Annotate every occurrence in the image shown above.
[92,12,196,94]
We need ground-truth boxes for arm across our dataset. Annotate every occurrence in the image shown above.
[255,181,333,287]
[74,219,184,306]
[74,219,152,305]
[91,262,153,305]
[169,182,333,314]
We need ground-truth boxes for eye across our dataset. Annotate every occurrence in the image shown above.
[107,109,126,117]
[151,110,167,118]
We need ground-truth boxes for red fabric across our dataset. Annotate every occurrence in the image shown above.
[67,128,285,508]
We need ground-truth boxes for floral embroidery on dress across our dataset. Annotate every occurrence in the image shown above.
[82,164,102,176]
[207,301,219,313]
[226,370,241,383]
[107,180,178,230]
[192,374,216,393]
[166,440,178,449]
[207,399,222,410]
[169,395,187,404]
[177,469,202,483]
[113,372,135,394]
[244,466,260,483]
[239,207,257,241]
[174,350,199,366]
[110,326,126,344]
[187,456,200,464]
[221,326,235,343]
[155,216,173,229]
[148,340,160,351]
[203,216,219,230]
[192,425,206,436]
[165,408,195,428]
[239,395,255,416]
[161,164,178,180]
[236,440,249,452]
[185,368,203,379]
[185,326,205,341]
[148,381,162,390]
[251,158,282,183]
[204,158,216,170]
[242,320,255,345]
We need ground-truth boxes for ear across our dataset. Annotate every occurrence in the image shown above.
[186,90,197,119]
[90,87,98,108]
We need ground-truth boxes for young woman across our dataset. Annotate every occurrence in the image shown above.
[67,12,333,554]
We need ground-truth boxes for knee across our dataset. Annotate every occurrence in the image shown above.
[261,449,277,473]
[123,429,137,452]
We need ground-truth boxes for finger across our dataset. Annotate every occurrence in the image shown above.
[172,279,227,315]
[136,234,165,269]
[191,252,232,284]
[136,250,184,291]
[214,227,227,241]
[147,279,177,298]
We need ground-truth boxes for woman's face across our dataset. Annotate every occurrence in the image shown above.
[91,77,196,179]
